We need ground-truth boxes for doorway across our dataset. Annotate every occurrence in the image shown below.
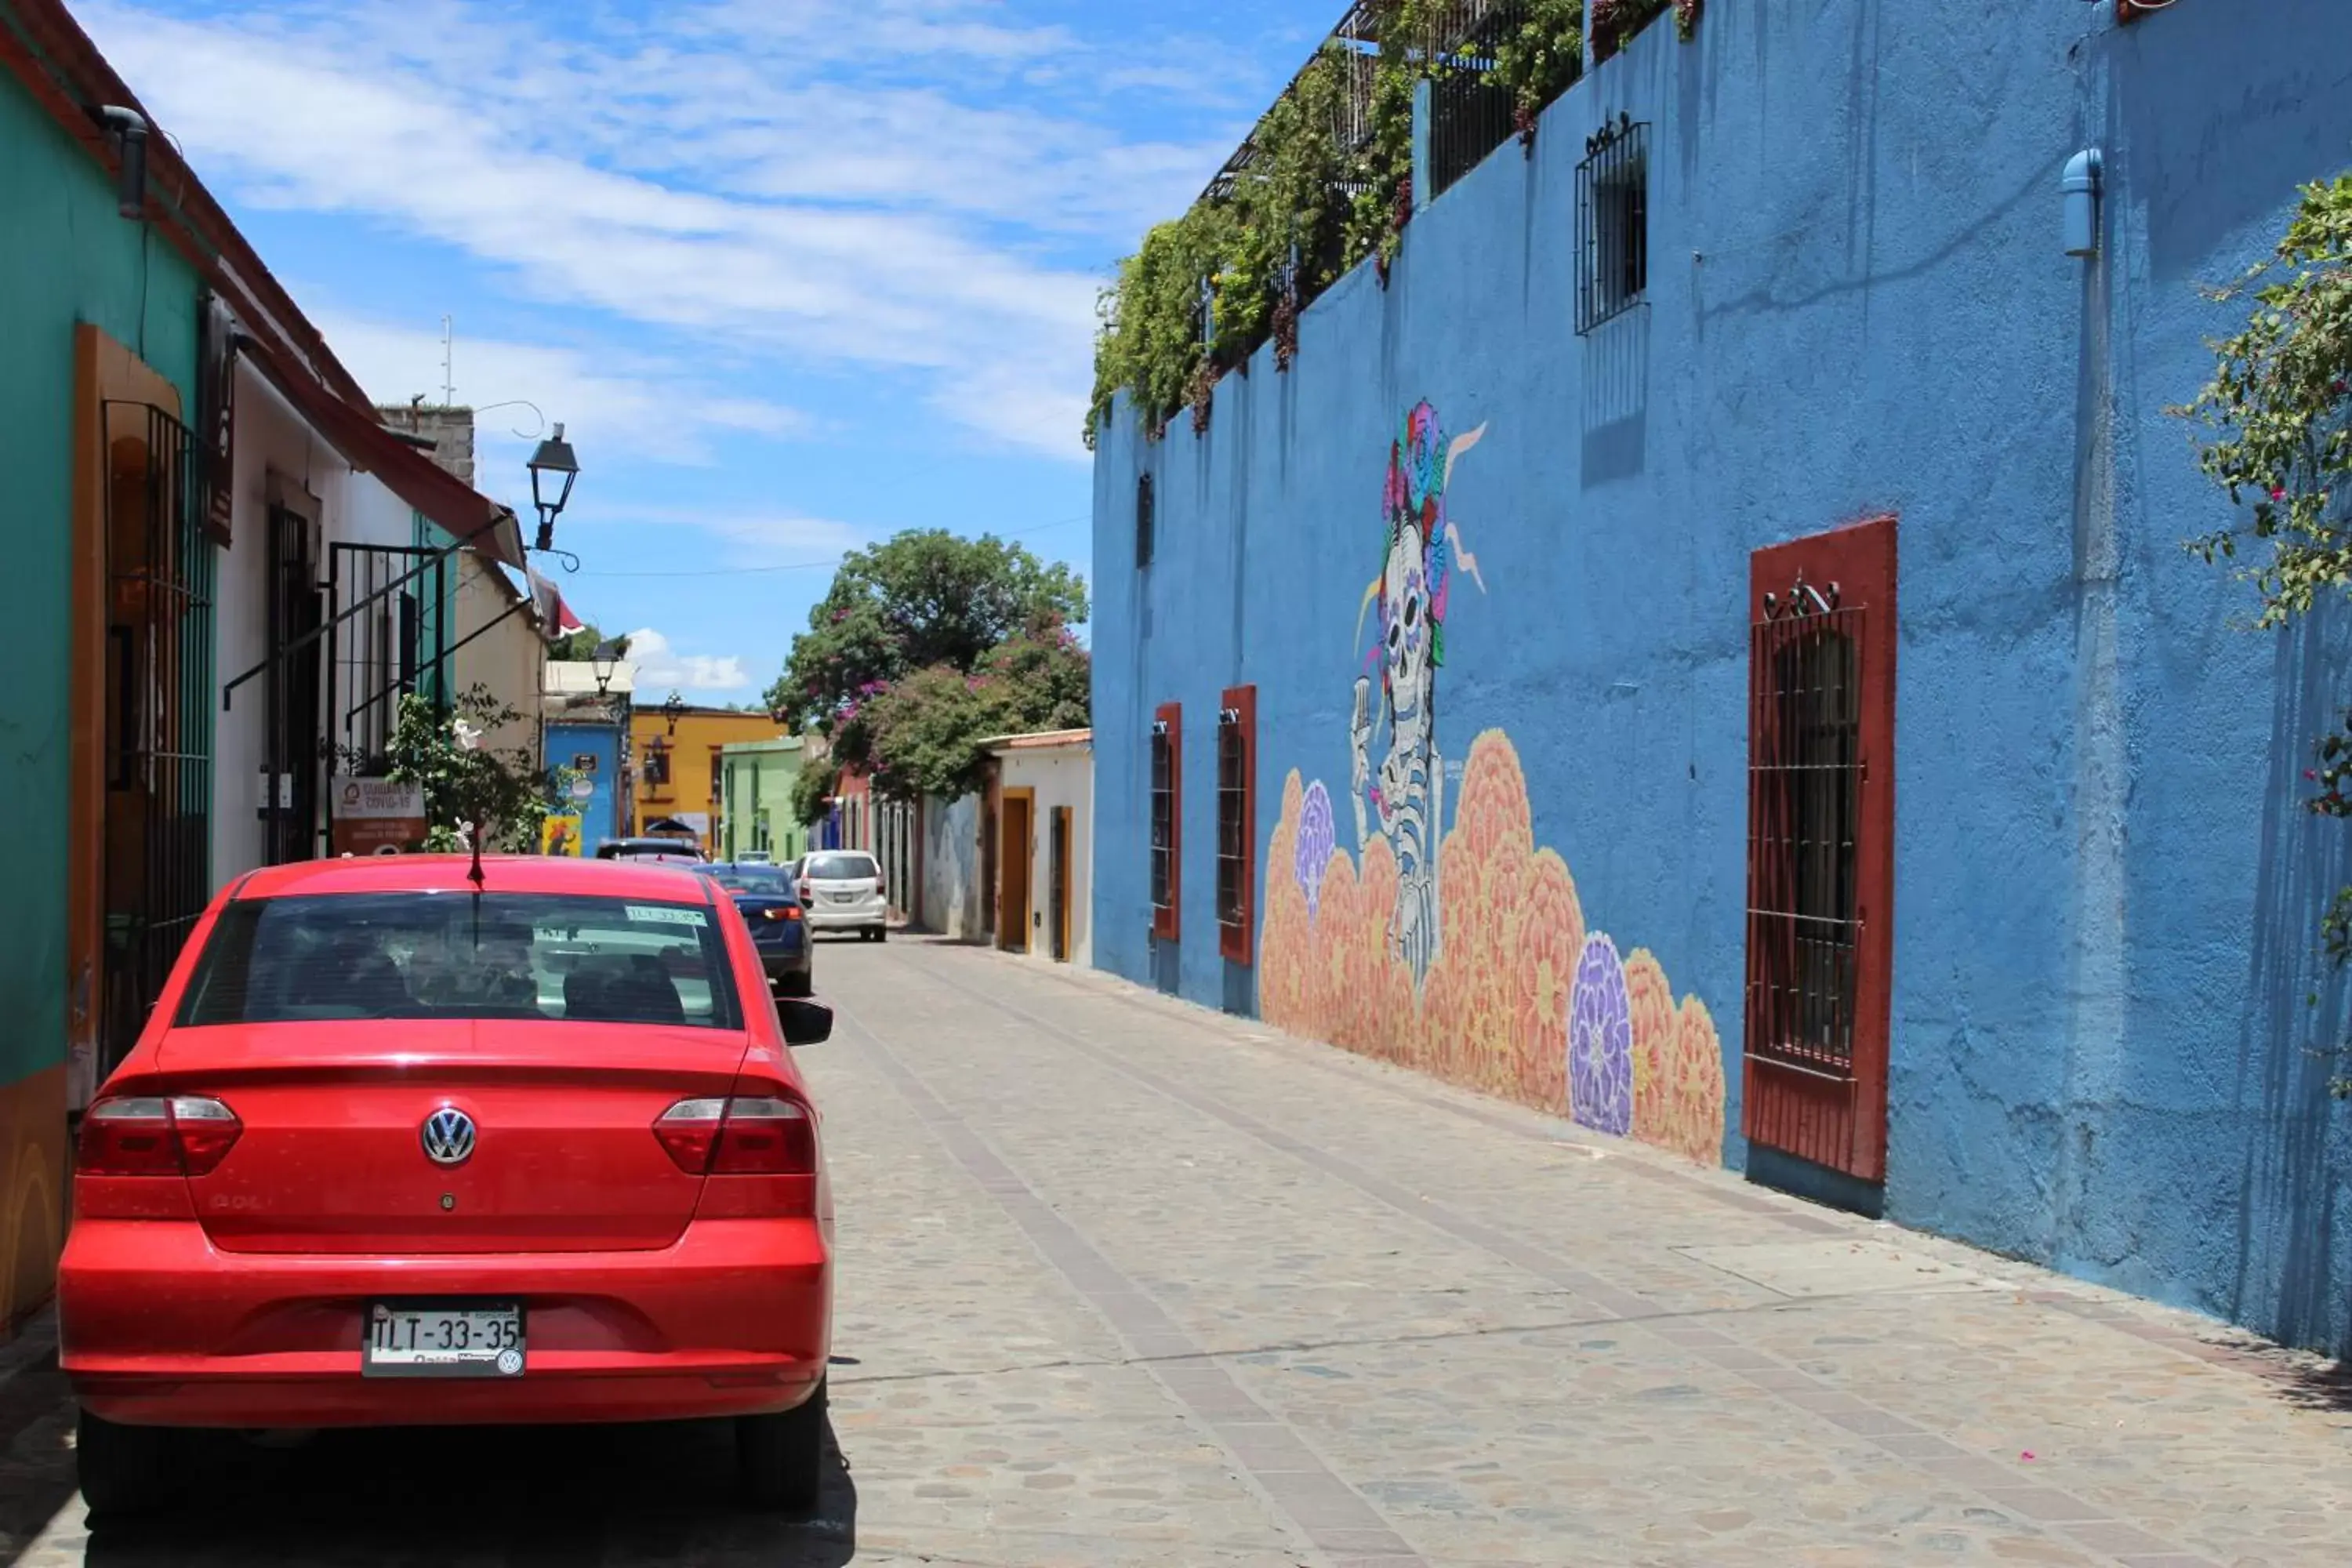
[265,503,323,866]
[1741,515,1896,1185]
[998,790,1033,953]
[1048,807,1072,964]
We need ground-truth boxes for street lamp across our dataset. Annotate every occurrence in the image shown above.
[526,423,580,553]
[663,691,686,736]
[591,638,620,696]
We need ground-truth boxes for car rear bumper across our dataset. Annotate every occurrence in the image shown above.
[803,901,886,931]
[758,949,813,983]
[60,1217,830,1428]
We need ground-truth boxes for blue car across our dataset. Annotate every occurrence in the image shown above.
[699,862,815,998]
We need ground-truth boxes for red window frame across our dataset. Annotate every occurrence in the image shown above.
[1215,685,1257,965]
[1150,702,1181,942]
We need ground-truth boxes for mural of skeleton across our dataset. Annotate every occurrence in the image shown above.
[1351,401,1486,987]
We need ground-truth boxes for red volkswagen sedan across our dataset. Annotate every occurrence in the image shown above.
[59,855,836,1515]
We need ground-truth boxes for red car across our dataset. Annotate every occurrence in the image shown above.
[59,855,836,1515]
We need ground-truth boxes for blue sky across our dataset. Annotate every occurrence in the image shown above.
[85,0,1340,699]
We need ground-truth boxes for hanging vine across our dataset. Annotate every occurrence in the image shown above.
[1592,0,1697,64]
[2176,172,2352,1088]
[1086,0,1589,448]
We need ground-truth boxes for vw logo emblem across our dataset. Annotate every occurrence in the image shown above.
[420,1108,477,1167]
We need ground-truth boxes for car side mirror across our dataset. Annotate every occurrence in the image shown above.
[778,997,832,1047]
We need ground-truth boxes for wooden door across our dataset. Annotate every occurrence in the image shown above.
[1049,808,1072,963]
[1742,516,1896,1184]
[999,793,1033,953]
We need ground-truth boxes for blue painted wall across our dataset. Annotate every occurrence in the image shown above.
[1092,0,2352,1352]
[545,723,624,851]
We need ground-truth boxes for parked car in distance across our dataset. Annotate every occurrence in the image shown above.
[796,851,887,942]
[701,862,813,997]
[59,855,836,1517]
[593,837,708,865]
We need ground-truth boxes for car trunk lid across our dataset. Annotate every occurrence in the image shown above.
[157,1020,746,1254]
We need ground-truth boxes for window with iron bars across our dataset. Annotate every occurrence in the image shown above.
[1576,114,1649,335]
[1150,704,1181,940]
[1215,687,1257,964]
[1135,472,1156,569]
[644,744,672,791]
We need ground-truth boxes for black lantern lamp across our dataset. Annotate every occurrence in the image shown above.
[663,691,686,736]
[590,638,621,696]
[527,423,580,552]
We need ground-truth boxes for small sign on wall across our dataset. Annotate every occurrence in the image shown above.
[330,777,426,856]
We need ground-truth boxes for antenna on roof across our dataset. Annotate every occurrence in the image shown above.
[466,819,487,891]
[441,315,456,406]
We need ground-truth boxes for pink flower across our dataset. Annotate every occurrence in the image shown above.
[2307,770,2320,782]
[2270,487,2288,502]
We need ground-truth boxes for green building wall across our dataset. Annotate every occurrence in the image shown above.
[0,66,201,1108]
[720,741,808,864]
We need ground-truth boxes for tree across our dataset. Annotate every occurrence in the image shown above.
[790,755,840,829]
[2178,172,2352,1087]
[551,626,630,662]
[765,531,1087,775]
[385,685,564,854]
[859,619,1092,800]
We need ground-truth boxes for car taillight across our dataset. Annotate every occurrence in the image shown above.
[653,1094,815,1175]
[797,881,811,902]
[77,1095,241,1177]
[761,906,802,924]
[877,878,886,899]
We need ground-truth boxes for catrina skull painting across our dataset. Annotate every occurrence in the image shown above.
[1350,401,1486,989]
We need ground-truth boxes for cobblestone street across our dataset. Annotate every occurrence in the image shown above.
[2,937,2348,1565]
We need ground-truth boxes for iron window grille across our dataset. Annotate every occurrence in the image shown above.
[644,743,672,790]
[1576,113,1650,335]
[100,400,215,1080]
[1746,579,1863,1076]
[1215,687,1258,964]
[1136,472,1156,569]
[1150,707,1181,940]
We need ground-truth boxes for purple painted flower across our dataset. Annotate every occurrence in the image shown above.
[1295,782,1336,922]
[1568,933,1633,1136]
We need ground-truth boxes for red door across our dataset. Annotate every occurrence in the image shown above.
[1742,516,1896,1183]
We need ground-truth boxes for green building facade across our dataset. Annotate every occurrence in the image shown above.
[719,738,809,864]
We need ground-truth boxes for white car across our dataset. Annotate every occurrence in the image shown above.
[797,851,887,941]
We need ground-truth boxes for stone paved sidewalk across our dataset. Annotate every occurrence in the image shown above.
[0,933,2344,1565]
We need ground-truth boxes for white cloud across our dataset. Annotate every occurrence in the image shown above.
[78,0,1240,459]
[315,314,808,477]
[579,508,871,572]
[623,628,753,696]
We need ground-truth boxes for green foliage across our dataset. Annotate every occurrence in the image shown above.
[790,754,841,829]
[550,626,630,662]
[384,685,562,854]
[2180,175,2352,627]
[1590,0,1676,62]
[765,530,1088,777]
[2178,173,2352,1094]
[1086,2,1587,448]
[1494,0,1588,131]
[862,621,1092,800]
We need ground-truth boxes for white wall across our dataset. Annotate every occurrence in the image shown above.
[997,743,1092,967]
[920,793,983,940]
[212,361,465,885]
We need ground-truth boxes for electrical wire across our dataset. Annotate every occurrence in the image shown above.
[571,511,1093,579]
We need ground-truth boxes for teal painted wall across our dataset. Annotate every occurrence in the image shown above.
[0,66,202,1088]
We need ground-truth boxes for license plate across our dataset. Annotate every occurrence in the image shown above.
[363,1301,526,1378]
[829,892,858,903]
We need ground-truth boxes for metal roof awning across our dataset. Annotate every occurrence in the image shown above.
[241,336,526,569]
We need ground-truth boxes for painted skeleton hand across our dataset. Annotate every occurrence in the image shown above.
[1348,677,1374,848]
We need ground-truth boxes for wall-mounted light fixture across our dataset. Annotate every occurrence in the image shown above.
[89,105,149,220]
[2063,149,2103,260]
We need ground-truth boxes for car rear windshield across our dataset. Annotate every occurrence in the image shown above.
[707,866,794,898]
[802,854,877,880]
[177,892,743,1029]
[598,841,701,862]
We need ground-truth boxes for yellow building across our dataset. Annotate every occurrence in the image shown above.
[630,703,789,856]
